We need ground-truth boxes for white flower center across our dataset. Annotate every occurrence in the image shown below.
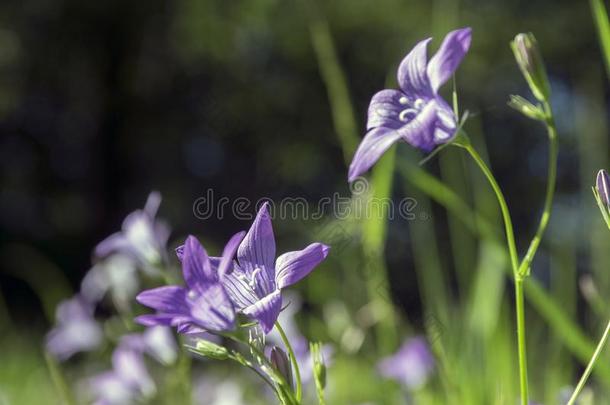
[398,97,426,122]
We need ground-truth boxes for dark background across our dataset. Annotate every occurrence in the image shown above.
[0,0,605,335]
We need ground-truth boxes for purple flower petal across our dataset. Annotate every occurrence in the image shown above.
[175,245,185,261]
[243,290,282,333]
[378,336,435,390]
[218,231,246,278]
[136,286,189,315]
[112,346,155,396]
[182,235,215,289]
[397,38,433,97]
[189,284,235,331]
[397,98,449,152]
[45,296,103,360]
[367,89,408,130]
[275,243,330,289]
[136,313,179,327]
[427,27,472,92]
[237,202,276,285]
[348,126,403,182]
[143,191,162,218]
[143,326,177,365]
[95,233,129,258]
[222,267,259,309]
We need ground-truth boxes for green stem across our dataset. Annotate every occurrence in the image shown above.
[44,352,77,405]
[463,144,519,272]
[228,353,277,394]
[517,102,558,277]
[276,322,303,403]
[223,335,297,405]
[515,278,529,405]
[462,143,528,405]
[567,319,610,405]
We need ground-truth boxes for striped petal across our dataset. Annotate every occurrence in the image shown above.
[243,290,282,334]
[275,243,330,289]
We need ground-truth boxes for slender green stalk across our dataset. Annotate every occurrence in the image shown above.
[514,279,529,405]
[590,0,610,78]
[276,322,303,403]
[44,352,77,405]
[517,102,558,277]
[461,143,528,405]
[566,320,610,405]
[462,144,519,271]
[222,335,297,405]
[402,142,610,385]
[227,353,277,395]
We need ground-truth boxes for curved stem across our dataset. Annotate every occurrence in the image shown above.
[517,102,558,277]
[229,353,277,393]
[276,321,303,403]
[464,144,519,273]
[514,278,529,405]
[567,320,610,405]
[463,143,528,405]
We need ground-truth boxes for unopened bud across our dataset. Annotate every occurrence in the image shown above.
[594,169,610,229]
[511,33,551,102]
[194,339,229,360]
[269,346,293,388]
[310,342,327,389]
[508,95,545,121]
[597,170,610,206]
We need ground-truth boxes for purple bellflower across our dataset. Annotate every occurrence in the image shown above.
[135,232,245,333]
[90,343,156,405]
[348,27,472,182]
[81,254,139,309]
[221,202,330,333]
[96,192,170,271]
[121,326,178,366]
[45,295,103,360]
[378,336,435,390]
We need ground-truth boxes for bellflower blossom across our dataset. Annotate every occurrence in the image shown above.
[90,343,156,405]
[348,27,472,182]
[378,336,435,390]
[81,254,139,308]
[121,326,178,366]
[45,295,103,360]
[96,192,170,271]
[135,232,245,333]
[221,202,330,333]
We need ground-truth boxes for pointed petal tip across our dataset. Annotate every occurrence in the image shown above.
[320,243,331,258]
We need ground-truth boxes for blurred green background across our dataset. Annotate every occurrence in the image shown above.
[1,0,609,404]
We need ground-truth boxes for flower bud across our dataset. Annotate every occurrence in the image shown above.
[507,95,545,121]
[511,33,551,102]
[269,346,293,388]
[596,169,610,206]
[310,342,327,389]
[594,169,610,230]
[194,339,229,360]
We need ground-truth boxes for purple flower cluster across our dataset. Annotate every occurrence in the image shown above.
[46,193,172,360]
[136,202,330,334]
[45,296,103,360]
[89,327,176,405]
